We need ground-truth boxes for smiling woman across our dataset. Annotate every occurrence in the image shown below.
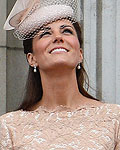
[0,0,120,149]
[21,20,97,111]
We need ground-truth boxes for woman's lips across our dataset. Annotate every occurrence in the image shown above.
[51,48,67,54]
[49,47,69,54]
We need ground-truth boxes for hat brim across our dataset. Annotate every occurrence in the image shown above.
[9,9,27,28]
[14,5,74,40]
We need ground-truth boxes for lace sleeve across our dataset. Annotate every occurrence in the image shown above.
[114,105,120,150]
[0,117,13,150]
[115,122,120,150]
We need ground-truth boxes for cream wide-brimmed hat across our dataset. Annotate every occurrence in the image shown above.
[4,0,83,40]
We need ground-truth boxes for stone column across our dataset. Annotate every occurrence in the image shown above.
[82,0,120,104]
[6,0,28,112]
[0,0,28,116]
[0,0,7,116]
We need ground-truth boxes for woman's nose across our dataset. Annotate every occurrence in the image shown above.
[53,34,64,43]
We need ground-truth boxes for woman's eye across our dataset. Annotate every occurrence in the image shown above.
[39,31,51,38]
[63,29,73,34]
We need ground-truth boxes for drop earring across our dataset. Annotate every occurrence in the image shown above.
[77,63,81,70]
[34,65,37,72]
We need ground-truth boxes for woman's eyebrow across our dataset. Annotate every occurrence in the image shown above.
[60,25,74,29]
[40,26,51,32]
[39,25,73,32]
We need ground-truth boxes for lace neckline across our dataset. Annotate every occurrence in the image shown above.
[33,102,105,113]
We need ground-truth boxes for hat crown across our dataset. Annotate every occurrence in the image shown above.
[4,0,83,40]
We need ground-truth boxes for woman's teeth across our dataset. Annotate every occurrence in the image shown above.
[51,48,68,54]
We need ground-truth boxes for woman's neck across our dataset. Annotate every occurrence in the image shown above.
[37,69,85,109]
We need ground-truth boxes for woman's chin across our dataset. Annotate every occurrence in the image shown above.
[41,62,76,72]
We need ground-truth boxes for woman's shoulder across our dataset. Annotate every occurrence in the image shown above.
[89,100,120,113]
[0,109,33,125]
[85,99,120,116]
[100,103,120,114]
[95,102,120,121]
[81,100,120,122]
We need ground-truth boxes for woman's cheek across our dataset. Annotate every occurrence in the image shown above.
[74,37,80,49]
[33,41,45,55]
[36,38,51,54]
[67,36,80,49]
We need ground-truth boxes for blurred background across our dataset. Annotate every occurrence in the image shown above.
[0,0,120,116]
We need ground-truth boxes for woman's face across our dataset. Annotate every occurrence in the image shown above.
[27,19,83,71]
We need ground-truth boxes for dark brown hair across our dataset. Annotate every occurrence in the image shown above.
[18,22,99,110]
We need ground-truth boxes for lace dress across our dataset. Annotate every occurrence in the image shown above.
[0,103,120,150]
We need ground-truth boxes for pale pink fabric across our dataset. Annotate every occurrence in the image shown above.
[0,103,120,150]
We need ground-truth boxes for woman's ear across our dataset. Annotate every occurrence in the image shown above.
[27,53,38,67]
[80,48,83,62]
